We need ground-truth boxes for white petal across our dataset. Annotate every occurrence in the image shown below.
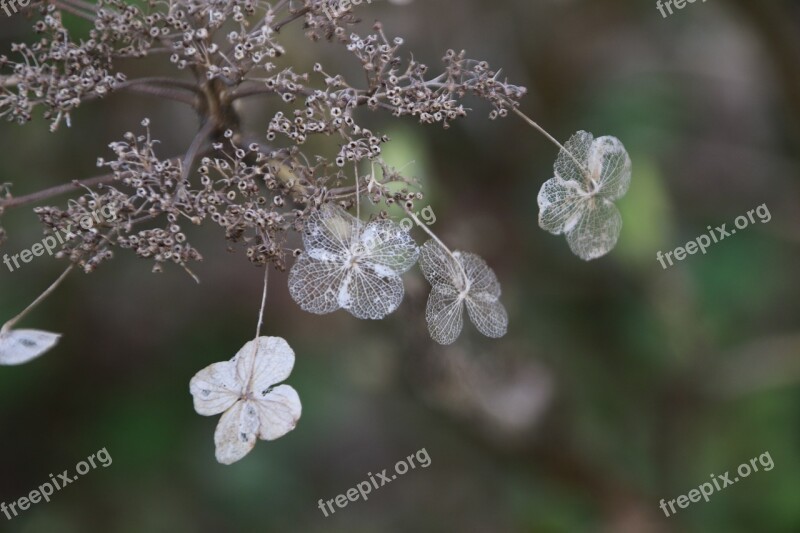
[466,294,509,339]
[214,400,260,465]
[426,285,465,345]
[565,199,623,261]
[0,329,60,366]
[234,336,295,394]
[554,130,593,184]
[303,204,362,261]
[255,384,302,441]
[189,361,241,416]
[537,177,587,235]
[589,136,631,201]
[458,252,502,298]
[359,219,420,274]
[345,264,405,320]
[288,253,347,315]
[419,240,465,291]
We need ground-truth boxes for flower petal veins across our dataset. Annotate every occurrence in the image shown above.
[289,204,418,319]
[537,130,631,261]
[190,360,241,416]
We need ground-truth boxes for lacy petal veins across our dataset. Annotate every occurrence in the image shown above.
[0,329,61,366]
[418,240,508,345]
[537,131,632,260]
[190,337,301,465]
[289,205,419,320]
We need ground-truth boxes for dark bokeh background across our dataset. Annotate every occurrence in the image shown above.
[2,0,800,531]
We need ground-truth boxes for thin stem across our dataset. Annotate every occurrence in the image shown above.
[0,155,181,210]
[246,264,270,392]
[54,1,95,20]
[61,0,97,12]
[402,204,469,291]
[181,120,216,185]
[2,266,74,334]
[511,107,590,178]
[273,6,311,32]
[354,162,361,223]
[229,82,313,101]
[76,78,201,108]
[116,77,201,95]
[0,173,118,210]
[123,85,199,107]
[255,265,269,339]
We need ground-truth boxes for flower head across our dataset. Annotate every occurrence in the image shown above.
[190,336,301,465]
[289,204,419,320]
[537,131,631,260]
[418,240,508,345]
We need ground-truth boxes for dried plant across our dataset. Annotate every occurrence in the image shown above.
[0,0,631,463]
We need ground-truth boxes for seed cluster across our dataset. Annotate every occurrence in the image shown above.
[1,0,528,278]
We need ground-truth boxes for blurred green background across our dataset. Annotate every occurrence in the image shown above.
[1,0,800,531]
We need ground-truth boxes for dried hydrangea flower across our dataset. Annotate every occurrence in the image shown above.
[189,336,301,465]
[0,329,61,366]
[537,131,632,261]
[418,240,508,345]
[288,204,419,320]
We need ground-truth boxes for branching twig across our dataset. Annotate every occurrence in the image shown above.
[0,173,119,210]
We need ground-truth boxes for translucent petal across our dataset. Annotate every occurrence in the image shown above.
[255,384,302,441]
[554,130,593,184]
[419,240,466,291]
[302,204,362,261]
[537,177,587,235]
[457,252,502,298]
[344,264,405,320]
[0,329,60,366]
[288,253,347,314]
[565,199,623,261]
[190,361,241,416]
[426,285,465,345]
[233,337,295,394]
[466,293,509,339]
[359,219,420,274]
[588,136,631,201]
[214,400,260,465]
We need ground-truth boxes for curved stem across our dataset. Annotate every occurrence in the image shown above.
[181,120,216,184]
[2,265,74,334]
[511,107,590,179]
[116,77,201,95]
[402,204,469,290]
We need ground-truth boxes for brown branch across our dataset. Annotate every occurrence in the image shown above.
[0,173,119,210]
[273,6,311,32]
